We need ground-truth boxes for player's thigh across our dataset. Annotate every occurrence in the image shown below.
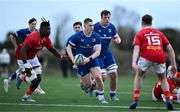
[153,63,166,74]
[137,57,152,72]
[90,66,101,78]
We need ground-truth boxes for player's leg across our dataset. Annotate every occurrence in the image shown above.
[155,63,174,110]
[106,64,119,101]
[22,73,41,102]
[3,69,20,92]
[90,66,108,104]
[130,57,150,109]
[28,56,45,95]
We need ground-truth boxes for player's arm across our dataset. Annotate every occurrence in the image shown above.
[113,33,121,44]
[166,44,177,73]
[46,46,63,59]
[66,44,75,64]
[10,32,18,50]
[84,44,101,64]
[132,45,140,71]
[20,44,30,63]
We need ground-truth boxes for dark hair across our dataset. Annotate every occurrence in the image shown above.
[40,21,50,28]
[142,14,153,25]
[73,21,82,27]
[28,17,37,24]
[101,10,111,17]
[84,18,93,24]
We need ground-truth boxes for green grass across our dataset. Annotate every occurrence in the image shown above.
[0,73,179,112]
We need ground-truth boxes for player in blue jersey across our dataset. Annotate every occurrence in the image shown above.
[94,10,121,101]
[4,18,45,95]
[67,18,108,104]
[60,21,83,78]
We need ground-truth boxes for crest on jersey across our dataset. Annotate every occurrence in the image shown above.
[108,29,112,33]
[80,39,84,42]
[92,38,96,42]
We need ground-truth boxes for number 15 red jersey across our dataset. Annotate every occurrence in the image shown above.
[133,28,170,63]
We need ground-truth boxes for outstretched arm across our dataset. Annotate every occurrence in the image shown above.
[46,46,62,59]
[10,32,18,51]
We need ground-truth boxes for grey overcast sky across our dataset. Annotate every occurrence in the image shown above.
[0,0,180,43]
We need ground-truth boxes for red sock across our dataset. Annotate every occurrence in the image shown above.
[133,89,140,101]
[164,91,170,101]
[173,95,177,101]
[26,87,35,95]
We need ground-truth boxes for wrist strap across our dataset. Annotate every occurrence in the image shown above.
[89,57,93,61]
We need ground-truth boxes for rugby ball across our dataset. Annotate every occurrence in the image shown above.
[74,54,84,65]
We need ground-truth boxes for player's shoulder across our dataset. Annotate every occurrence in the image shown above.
[94,22,100,27]
[109,22,116,27]
[16,28,29,33]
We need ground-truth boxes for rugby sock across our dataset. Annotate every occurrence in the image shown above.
[110,90,116,97]
[26,87,35,95]
[133,89,140,101]
[164,91,170,101]
[97,90,104,100]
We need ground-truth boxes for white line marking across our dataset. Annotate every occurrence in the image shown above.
[0,103,180,110]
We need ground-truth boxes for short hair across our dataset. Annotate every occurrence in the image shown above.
[142,14,153,25]
[84,18,93,24]
[73,21,82,27]
[40,21,50,28]
[28,17,37,24]
[101,10,111,17]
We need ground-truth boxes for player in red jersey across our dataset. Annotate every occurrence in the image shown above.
[152,66,180,102]
[129,14,177,110]
[16,20,63,102]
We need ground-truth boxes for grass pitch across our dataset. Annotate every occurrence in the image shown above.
[0,73,180,112]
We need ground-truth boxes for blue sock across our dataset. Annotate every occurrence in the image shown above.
[10,71,17,81]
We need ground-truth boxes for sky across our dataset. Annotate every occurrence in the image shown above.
[0,0,180,44]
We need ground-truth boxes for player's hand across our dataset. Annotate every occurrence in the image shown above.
[113,37,121,44]
[72,64,77,69]
[171,65,177,74]
[132,62,138,71]
[83,57,90,65]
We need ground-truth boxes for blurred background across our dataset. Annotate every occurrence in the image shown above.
[0,0,180,78]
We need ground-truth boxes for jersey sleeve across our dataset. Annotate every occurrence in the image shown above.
[111,24,117,39]
[95,33,101,45]
[68,34,78,47]
[16,29,24,38]
[161,33,170,47]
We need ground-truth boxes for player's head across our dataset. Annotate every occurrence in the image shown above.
[28,17,37,31]
[142,14,152,27]
[39,21,51,38]
[73,21,82,32]
[84,18,93,34]
[100,10,111,26]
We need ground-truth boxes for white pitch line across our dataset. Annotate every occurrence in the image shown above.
[0,103,180,110]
